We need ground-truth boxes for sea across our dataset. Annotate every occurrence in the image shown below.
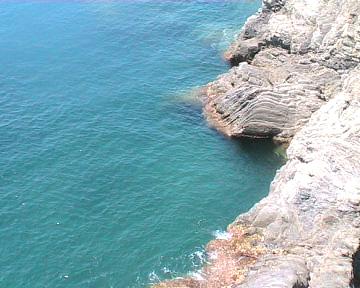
[0,1,282,287]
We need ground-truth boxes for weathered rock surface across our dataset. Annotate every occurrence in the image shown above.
[205,0,360,142]
[232,68,360,288]
[205,48,341,141]
[155,68,360,288]
[155,0,360,287]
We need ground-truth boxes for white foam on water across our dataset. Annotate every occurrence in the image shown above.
[212,230,232,240]
[161,266,172,274]
[148,271,160,283]
[190,249,207,265]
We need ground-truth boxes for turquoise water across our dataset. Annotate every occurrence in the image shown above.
[0,1,282,287]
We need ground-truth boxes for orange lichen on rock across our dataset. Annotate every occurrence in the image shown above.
[152,224,267,288]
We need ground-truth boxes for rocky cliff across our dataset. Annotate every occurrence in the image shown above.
[205,0,360,143]
[156,0,360,287]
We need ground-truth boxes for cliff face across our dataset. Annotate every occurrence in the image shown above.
[205,0,360,143]
[156,0,360,287]
[229,67,360,288]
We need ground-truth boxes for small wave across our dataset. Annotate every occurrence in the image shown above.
[161,266,172,274]
[189,249,207,265]
[148,271,160,283]
[212,230,232,240]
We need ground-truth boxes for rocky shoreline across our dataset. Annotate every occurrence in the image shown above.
[155,0,360,287]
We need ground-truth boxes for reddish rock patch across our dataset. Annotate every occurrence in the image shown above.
[153,225,267,288]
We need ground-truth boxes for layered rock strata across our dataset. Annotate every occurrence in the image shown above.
[156,69,360,288]
[205,0,360,142]
[155,0,360,287]
[228,66,360,288]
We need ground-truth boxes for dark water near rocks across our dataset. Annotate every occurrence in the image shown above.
[0,1,283,287]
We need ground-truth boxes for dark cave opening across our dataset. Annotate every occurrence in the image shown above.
[351,247,360,288]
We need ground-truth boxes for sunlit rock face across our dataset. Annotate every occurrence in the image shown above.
[201,0,360,286]
[231,67,360,288]
[204,0,360,143]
